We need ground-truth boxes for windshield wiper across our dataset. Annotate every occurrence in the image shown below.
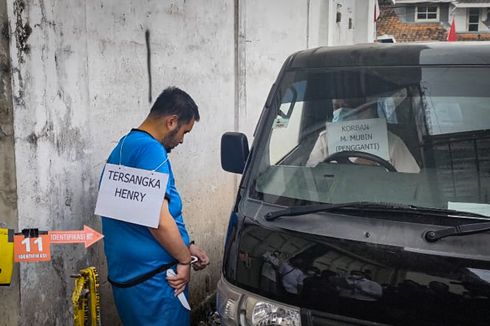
[424,222,490,242]
[265,202,411,221]
[265,202,362,221]
[264,201,488,222]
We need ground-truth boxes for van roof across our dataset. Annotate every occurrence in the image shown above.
[288,42,490,69]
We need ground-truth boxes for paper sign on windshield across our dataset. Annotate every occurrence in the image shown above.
[95,163,169,228]
[326,118,389,161]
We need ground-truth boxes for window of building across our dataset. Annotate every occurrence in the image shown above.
[468,8,480,32]
[416,6,439,21]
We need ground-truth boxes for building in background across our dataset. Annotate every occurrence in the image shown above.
[377,0,490,42]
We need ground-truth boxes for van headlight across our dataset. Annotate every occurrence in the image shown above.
[244,297,301,326]
[217,276,301,326]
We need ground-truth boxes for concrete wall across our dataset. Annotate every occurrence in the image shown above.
[0,0,19,324]
[329,0,357,45]
[322,0,376,46]
[3,0,375,324]
[6,0,112,323]
[354,0,376,44]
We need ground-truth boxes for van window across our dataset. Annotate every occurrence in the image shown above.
[270,90,304,164]
[251,66,490,215]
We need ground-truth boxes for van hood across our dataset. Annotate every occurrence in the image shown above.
[223,213,490,325]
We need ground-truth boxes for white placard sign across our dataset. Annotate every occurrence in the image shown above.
[95,163,169,228]
[326,118,390,161]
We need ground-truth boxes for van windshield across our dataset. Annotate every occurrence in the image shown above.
[251,66,490,217]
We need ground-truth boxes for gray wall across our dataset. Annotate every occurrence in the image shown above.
[1,0,375,324]
[0,0,19,324]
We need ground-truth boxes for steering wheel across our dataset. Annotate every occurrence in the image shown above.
[323,150,397,172]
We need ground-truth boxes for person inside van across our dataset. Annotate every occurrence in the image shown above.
[279,256,306,295]
[260,250,281,294]
[337,270,383,301]
[306,97,420,173]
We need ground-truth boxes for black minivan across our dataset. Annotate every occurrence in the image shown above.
[217,43,490,326]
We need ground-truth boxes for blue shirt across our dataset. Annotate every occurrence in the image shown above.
[101,129,190,282]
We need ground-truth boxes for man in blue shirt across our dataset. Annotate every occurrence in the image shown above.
[101,87,209,325]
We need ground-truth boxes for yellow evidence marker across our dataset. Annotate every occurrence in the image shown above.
[0,228,14,286]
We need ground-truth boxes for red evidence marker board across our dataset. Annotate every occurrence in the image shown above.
[14,234,51,263]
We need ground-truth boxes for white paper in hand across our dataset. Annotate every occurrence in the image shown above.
[166,269,191,310]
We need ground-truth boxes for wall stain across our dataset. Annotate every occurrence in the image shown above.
[26,122,54,146]
[37,0,56,29]
[13,93,24,105]
[0,61,9,73]
[51,255,68,298]
[54,75,87,160]
[145,30,152,103]
[13,0,30,64]
[1,22,9,40]
[166,0,185,15]
[12,0,27,109]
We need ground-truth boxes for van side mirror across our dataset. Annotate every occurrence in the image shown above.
[221,132,249,174]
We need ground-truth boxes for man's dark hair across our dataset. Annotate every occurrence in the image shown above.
[149,87,200,123]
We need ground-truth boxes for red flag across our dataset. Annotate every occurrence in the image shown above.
[447,18,457,42]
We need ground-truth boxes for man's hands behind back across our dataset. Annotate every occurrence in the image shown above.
[167,263,191,295]
[190,244,210,271]
[166,244,210,295]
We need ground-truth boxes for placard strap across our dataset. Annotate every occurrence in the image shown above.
[119,134,169,172]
